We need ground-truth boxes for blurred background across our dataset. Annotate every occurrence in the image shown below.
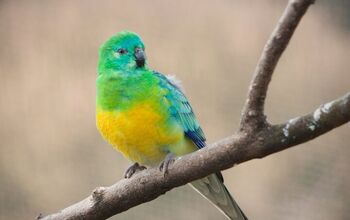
[0,0,349,219]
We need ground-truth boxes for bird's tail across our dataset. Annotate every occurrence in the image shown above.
[189,173,248,220]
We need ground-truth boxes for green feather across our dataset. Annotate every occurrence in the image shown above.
[153,72,206,148]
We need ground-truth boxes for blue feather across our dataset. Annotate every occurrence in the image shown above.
[153,71,206,149]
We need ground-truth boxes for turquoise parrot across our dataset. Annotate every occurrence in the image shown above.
[96,31,248,220]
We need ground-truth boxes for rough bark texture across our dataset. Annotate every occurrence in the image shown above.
[39,0,350,219]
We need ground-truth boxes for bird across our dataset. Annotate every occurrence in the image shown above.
[96,31,248,220]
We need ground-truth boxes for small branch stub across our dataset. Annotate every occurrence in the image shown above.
[92,187,106,203]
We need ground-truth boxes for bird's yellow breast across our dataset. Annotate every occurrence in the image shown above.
[96,102,185,165]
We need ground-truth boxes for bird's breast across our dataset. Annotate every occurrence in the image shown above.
[96,101,184,165]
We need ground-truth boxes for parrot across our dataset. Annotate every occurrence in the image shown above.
[96,31,248,220]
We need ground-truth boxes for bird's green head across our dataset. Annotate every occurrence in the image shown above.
[98,31,146,73]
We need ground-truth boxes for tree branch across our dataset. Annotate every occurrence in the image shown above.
[239,0,315,132]
[39,0,350,219]
[39,93,350,220]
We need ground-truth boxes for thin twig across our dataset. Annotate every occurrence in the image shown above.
[239,0,315,132]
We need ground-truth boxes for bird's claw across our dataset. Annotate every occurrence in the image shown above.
[159,153,175,176]
[124,162,146,178]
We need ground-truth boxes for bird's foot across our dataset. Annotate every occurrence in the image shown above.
[124,162,146,179]
[159,153,175,176]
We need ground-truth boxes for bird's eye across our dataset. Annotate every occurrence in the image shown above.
[117,48,128,55]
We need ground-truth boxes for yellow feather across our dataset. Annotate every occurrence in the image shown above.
[96,102,194,166]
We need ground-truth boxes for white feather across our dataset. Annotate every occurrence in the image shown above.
[165,74,184,91]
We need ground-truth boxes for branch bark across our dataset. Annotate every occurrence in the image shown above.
[239,0,315,132]
[39,93,350,220]
[39,0,350,219]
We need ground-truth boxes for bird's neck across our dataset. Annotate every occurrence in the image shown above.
[96,69,156,111]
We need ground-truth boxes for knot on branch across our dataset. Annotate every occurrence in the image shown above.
[36,213,44,220]
[92,187,106,204]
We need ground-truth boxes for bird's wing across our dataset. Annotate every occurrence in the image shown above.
[153,71,248,220]
[153,71,206,149]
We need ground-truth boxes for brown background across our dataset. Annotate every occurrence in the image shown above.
[0,0,349,219]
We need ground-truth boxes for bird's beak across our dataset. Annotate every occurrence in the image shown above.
[134,48,145,68]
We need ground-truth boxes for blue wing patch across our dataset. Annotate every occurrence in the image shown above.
[153,71,206,149]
